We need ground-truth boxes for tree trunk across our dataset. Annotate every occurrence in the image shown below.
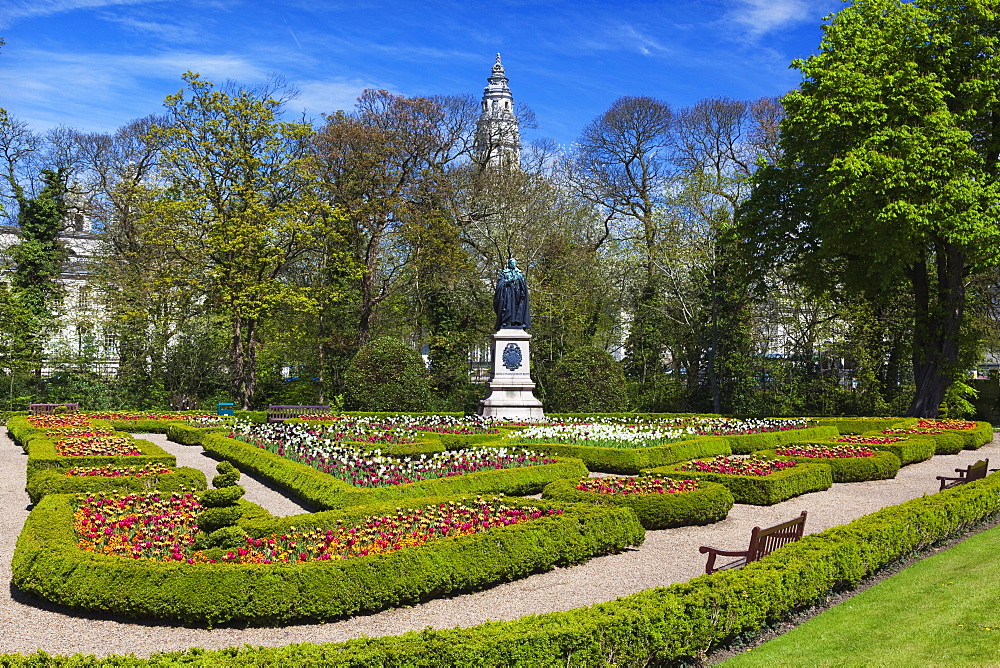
[232,312,260,410]
[905,244,965,418]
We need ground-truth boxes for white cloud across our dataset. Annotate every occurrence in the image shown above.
[727,0,837,39]
[0,0,164,27]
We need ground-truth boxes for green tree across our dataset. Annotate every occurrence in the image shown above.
[544,345,627,413]
[146,72,345,409]
[739,0,1000,417]
[343,336,432,411]
[6,167,68,319]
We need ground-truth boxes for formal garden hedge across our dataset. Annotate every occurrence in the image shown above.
[6,468,1000,665]
[725,425,839,454]
[540,477,734,529]
[21,433,177,473]
[753,448,901,483]
[811,417,907,434]
[200,433,588,509]
[25,466,208,504]
[645,460,834,505]
[509,435,732,475]
[166,423,227,446]
[12,494,642,626]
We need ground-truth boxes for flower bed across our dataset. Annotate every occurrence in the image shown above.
[13,493,642,625]
[754,446,901,483]
[646,456,833,505]
[541,476,734,529]
[837,431,965,456]
[55,436,142,457]
[230,423,558,488]
[201,432,588,509]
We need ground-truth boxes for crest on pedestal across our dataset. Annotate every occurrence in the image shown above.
[502,342,523,370]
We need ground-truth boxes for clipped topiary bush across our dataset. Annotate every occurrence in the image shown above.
[544,346,628,413]
[343,337,432,412]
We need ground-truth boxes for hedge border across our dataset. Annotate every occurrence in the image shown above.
[24,466,208,504]
[22,433,177,473]
[200,434,588,509]
[644,461,834,505]
[10,467,1000,665]
[11,494,643,626]
[540,477,734,529]
[724,426,840,455]
[753,448,901,483]
[507,435,732,475]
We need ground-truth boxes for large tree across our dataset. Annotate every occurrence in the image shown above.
[146,73,344,409]
[738,0,1000,417]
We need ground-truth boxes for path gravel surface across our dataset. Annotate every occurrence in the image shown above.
[0,428,996,658]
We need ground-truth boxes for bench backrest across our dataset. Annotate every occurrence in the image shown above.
[267,405,332,422]
[746,511,807,564]
[968,460,989,482]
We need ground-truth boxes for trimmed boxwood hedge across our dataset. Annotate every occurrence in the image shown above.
[200,434,588,509]
[724,426,839,455]
[540,477,734,529]
[792,435,936,466]
[753,448,901,483]
[11,494,643,626]
[509,435,732,475]
[22,433,176,473]
[959,421,994,450]
[811,417,908,434]
[25,466,208,504]
[8,467,1000,665]
[644,461,834,505]
[166,423,227,446]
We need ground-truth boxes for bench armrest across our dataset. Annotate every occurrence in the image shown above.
[699,546,749,557]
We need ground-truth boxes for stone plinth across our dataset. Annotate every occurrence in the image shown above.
[477,328,545,421]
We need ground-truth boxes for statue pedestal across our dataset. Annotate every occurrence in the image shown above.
[478,328,545,421]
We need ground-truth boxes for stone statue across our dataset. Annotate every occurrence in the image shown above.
[493,258,531,330]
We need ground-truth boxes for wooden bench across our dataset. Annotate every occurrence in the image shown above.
[266,405,332,423]
[937,459,989,491]
[699,511,808,574]
[29,403,80,415]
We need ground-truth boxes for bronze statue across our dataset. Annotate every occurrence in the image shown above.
[494,258,531,330]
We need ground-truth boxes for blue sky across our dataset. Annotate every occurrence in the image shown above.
[0,0,843,147]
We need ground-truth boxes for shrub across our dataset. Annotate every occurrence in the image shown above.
[754,448,901,483]
[343,337,432,412]
[543,346,628,413]
[12,495,642,626]
[516,436,732,475]
[13,471,1000,664]
[24,466,207,504]
[167,423,226,446]
[541,477,734,529]
[646,460,834,505]
[725,426,840,454]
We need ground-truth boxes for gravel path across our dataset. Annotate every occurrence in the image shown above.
[1,429,996,658]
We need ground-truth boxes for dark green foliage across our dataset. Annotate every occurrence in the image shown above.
[10,470,1000,664]
[543,346,627,413]
[199,485,245,507]
[754,449,901,483]
[200,434,587,509]
[516,435,732,475]
[343,337,432,411]
[201,524,249,550]
[7,168,69,320]
[12,495,642,626]
[647,461,834,505]
[25,467,207,504]
[541,477,734,529]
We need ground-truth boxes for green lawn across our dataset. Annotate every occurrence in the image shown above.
[722,524,1000,667]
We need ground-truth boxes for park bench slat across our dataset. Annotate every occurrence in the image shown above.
[937,459,989,491]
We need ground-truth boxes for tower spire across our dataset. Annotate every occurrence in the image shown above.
[475,53,520,170]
